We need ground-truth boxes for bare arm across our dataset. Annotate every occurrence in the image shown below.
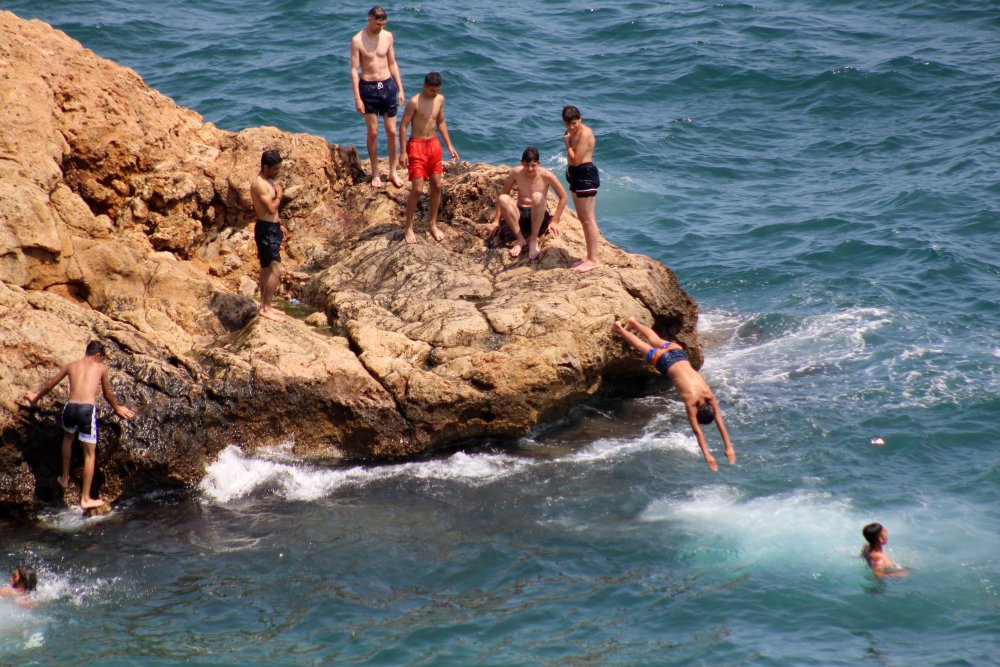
[398,97,415,165]
[23,366,69,406]
[386,36,404,106]
[349,37,364,114]
[436,98,459,161]
[101,370,135,419]
[686,403,718,472]
[545,170,569,233]
[711,396,736,464]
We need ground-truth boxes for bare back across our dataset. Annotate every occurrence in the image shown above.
[352,28,393,81]
[65,357,109,404]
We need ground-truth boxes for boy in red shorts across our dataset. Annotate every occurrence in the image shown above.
[399,72,460,243]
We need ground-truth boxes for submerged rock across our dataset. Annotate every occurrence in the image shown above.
[0,11,701,517]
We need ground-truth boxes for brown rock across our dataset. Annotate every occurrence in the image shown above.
[0,11,701,517]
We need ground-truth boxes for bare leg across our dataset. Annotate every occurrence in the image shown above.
[427,173,444,241]
[572,194,601,273]
[625,316,667,348]
[258,262,285,321]
[614,320,655,357]
[365,114,382,188]
[527,192,547,260]
[79,441,104,509]
[384,116,404,188]
[498,194,527,258]
[59,431,74,489]
[403,178,423,244]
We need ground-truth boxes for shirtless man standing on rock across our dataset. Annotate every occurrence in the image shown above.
[399,71,459,243]
[488,147,568,260]
[351,5,405,189]
[22,341,135,509]
[250,149,287,322]
[562,105,603,273]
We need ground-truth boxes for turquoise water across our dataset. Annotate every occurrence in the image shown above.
[4,1,1000,664]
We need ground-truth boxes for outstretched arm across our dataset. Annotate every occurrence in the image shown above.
[23,366,68,406]
[711,396,736,464]
[101,370,135,419]
[686,403,718,472]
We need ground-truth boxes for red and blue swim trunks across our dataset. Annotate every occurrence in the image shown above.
[406,136,444,181]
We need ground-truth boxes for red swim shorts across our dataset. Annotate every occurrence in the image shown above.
[407,136,444,181]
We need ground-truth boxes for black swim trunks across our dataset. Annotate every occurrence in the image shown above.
[566,162,600,198]
[254,220,283,268]
[517,206,551,237]
[62,401,97,444]
[359,77,398,117]
[646,343,689,375]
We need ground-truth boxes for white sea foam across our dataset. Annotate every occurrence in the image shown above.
[642,487,871,573]
[565,431,698,464]
[697,307,893,401]
[199,445,530,504]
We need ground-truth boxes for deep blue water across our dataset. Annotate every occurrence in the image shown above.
[3,1,999,664]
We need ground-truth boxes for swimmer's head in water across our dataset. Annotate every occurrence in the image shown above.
[11,565,37,592]
[863,522,884,547]
[696,402,716,425]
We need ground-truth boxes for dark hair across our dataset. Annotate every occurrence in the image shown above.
[863,522,883,547]
[12,565,37,592]
[521,146,540,163]
[562,105,581,122]
[424,72,442,87]
[261,149,283,168]
[85,340,106,357]
[696,402,716,425]
[369,5,387,19]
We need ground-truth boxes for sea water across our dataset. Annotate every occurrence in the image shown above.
[3,1,999,664]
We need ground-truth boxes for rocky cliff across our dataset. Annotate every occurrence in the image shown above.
[0,11,700,516]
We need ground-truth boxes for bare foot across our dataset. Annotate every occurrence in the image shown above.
[80,497,105,510]
[258,308,285,322]
[404,228,418,244]
[725,448,737,465]
[388,173,405,188]
[429,226,445,242]
[509,240,526,259]
[704,454,719,472]
[571,259,601,273]
[370,174,383,189]
[57,476,70,490]
[528,239,540,260]
[625,316,640,330]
